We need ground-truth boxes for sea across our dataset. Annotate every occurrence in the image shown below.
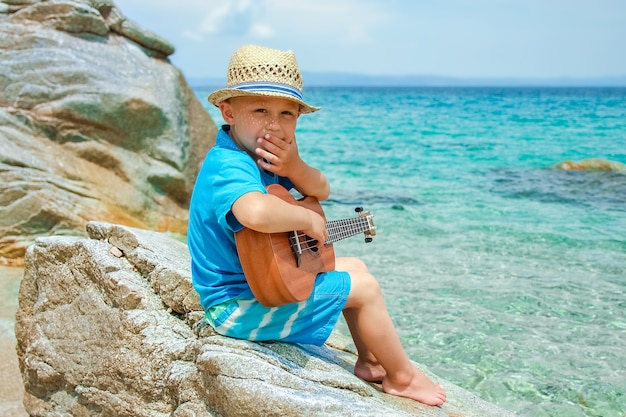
[195,86,626,417]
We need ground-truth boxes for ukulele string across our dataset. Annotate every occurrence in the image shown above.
[292,217,370,247]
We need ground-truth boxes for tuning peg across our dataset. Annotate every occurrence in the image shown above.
[365,237,373,243]
[355,207,363,213]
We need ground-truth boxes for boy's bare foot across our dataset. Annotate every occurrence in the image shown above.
[354,357,386,383]
[382,368,447,406]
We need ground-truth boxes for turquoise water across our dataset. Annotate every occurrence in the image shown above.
[197,87,626,417]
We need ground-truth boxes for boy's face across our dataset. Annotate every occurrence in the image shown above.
[219,95,300,157]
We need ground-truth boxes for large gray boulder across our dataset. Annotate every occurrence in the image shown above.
[15,221,517,417]
[0,0,216,263]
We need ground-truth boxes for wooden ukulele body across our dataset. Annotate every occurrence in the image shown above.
[235,184,335,307]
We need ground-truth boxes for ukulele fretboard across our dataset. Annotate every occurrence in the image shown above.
[325,215,374,244]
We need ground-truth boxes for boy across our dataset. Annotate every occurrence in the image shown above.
[188,44,446,406]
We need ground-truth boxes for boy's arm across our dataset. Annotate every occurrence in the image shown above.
[285,162,330,202]
[255,133,330,201]
[232,191,327,244]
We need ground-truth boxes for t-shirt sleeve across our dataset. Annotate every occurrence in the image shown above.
[211,152,266,233]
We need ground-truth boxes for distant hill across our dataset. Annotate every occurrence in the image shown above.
[186,73,626,88]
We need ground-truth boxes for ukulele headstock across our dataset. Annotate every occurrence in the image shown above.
[355,207,376,242]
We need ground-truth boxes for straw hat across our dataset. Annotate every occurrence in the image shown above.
[207,45,320,114]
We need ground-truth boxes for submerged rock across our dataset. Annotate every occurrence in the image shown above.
[15,222,517,417]
[0,0,216,264]
[554,158,626,172]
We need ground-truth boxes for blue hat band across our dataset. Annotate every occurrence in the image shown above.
[229,82,303,101]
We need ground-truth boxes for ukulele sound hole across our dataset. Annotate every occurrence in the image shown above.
[288,232,319,267]
[301,235,318,252]
[288,233,318,255]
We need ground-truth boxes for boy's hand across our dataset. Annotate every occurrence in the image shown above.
[302,209,328,248]
[255,133,301,176]
[255,133,331,202]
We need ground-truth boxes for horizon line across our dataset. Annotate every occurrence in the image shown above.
[186,72,626,88]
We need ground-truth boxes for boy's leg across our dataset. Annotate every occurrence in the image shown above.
[336,258,385,381]
[343,308,386,382]
[337,258,446,406]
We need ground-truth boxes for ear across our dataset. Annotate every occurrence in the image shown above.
[219,100,235,124]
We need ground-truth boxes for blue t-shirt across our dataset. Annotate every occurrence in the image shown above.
[188,125,294,310]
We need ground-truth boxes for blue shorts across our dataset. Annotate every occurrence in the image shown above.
[205,271,351,346]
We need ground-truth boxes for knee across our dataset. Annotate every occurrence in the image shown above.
[336,256,369,274]
[346,271,383,308]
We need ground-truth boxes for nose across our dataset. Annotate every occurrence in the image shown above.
[265,116,279,131]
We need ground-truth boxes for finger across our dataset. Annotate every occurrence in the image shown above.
[257,137,280,155]
[256,158,276,172]
[255,148,279,165]
[260,134,290,150]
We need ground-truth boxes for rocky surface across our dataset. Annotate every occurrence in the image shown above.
[15,222,517,417]
[0,0,216,265]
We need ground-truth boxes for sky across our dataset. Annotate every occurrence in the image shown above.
[113,0,626,81]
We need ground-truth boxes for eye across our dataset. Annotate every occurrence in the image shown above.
[282,110,296,117]
[254,108,267,113]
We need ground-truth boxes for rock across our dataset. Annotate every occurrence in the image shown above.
[94,0,175,57]
[2,0,175,57]
[3,0,41,5]
[0,0,216,264]
[554,158,626,172]
[9,0,109,35]
[15,221,517,417]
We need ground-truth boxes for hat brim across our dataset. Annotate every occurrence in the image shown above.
[208,88,320,114]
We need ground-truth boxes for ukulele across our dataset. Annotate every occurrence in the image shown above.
[235,184,376,307]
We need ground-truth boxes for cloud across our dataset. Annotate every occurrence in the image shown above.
[264,0,385,46]
[250,24,275,39]
[180,0,385,45]
[181,0,271,40]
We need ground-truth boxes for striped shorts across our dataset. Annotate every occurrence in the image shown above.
[205,271,351,346]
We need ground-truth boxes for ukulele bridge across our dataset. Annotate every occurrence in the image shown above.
[288,231,302,267]
[288,231,319,267]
